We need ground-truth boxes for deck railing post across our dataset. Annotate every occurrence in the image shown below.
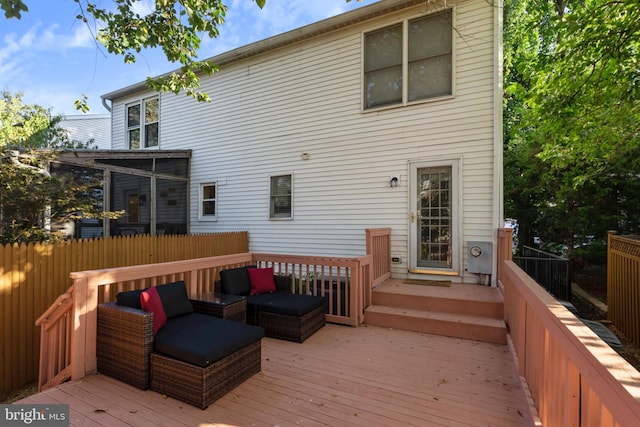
[366,228,391,287]
[497,228,513,285]
[70,276,88,381]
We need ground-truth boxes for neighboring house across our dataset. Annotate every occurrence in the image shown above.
[59,114,111,149]
[100,0,504,284]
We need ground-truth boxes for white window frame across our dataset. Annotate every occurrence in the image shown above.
[269,174,293,220]
[126,96,159,149]
[198,182,217,221]
[362,8,454,111]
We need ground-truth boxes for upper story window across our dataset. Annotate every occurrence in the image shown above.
[270,174,292,219]
[127,97,159,149]
[364,9,452,110]
[199,182,217,221]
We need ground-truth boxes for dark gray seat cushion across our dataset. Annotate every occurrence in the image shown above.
[220,266,255,295]
[115,281,193,320]
[116,289,143,309]
[247,291,325,316]
[154,313,264,367]
[155,281,194,319]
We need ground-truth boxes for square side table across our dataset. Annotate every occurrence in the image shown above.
[190,292,246,323]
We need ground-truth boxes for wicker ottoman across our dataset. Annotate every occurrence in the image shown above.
[258,303,326,343]
[150,339,261,409]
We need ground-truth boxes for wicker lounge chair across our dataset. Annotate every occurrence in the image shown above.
[220,266,326,343]
[97,281,264,409]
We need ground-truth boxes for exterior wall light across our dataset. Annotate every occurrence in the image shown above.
[390,176,399,187]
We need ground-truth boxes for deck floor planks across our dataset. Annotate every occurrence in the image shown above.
[74,375,199,427]
[263,333,522,426]
[92,374,263,427]
[255,366,454,426]
[17,323,533,427]
[268,326,522,410]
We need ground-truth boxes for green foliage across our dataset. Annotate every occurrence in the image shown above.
[0,0,27,18]
[0,151,110,244]
[2,1,361,109]
[0,92,121,243]
[572,241,608,265]
[1,91,96,150]
[2,0,271,107]
[504,0,640,250]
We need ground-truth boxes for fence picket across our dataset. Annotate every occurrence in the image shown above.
[608,234,640,346]
[0,232,248,398]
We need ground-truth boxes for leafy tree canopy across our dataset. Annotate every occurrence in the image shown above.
[0,91,94,149]
[1,0,360,111]
[504,0,640,254]
[0,91,119,244]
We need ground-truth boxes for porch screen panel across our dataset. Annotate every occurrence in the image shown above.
[417,166,452,268]
[156,178,188,235]
[110,172,151,236]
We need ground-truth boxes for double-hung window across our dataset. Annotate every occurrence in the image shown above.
[199,182,217,220]
[270,174,292,219]
[364,9,452,109]
[127,97,159,149]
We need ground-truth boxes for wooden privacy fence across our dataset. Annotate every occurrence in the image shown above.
[498,228,640,427]
[37,251,372,391]
[0,232,248,398]
[608,233,640,346]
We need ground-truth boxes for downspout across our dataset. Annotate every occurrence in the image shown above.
[101,96,112,113]
[100,95,112,237]
[492,0,504,287]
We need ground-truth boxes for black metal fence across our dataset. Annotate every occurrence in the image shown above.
[514,245,572,301]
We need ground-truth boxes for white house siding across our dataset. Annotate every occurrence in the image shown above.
[108,0,500,282]
[59,114,111,149]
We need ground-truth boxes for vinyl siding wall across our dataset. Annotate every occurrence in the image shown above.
[60,114,111,149]
[109,0,499,281]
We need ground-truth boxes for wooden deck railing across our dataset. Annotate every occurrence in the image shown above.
[34,287,74,392]
[1,231,248,397]
[36,251,372,387]
[365,228,391,287]
[498,228,640,426]
[252,253,372,326]
[608,233,640,346]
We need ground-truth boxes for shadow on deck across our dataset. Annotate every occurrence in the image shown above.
[18,323,534,426]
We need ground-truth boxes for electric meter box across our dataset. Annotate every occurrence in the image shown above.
[467,241,493,274]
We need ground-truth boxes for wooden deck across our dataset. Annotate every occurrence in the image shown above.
[18,323,534,426]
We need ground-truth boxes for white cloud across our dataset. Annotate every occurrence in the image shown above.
[0,0,374,114]
[200,0,371,58]
[131,0,155,17]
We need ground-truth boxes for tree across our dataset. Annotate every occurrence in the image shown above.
[504,0,640,254]
[1,0,362,110]
[0,91,118,244]
[0,91,94,149]
[1,0,266,110]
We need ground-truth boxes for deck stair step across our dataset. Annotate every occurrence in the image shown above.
[364,280,507,344]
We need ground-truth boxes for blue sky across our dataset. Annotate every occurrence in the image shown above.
[0,0,373,115]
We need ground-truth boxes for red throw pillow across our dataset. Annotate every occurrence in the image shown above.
[248,267,276,295]
[140,287,167,335]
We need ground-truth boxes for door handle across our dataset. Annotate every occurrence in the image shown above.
[411,212,415,223]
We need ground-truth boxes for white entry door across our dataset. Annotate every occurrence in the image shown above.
[409,160,460,274]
